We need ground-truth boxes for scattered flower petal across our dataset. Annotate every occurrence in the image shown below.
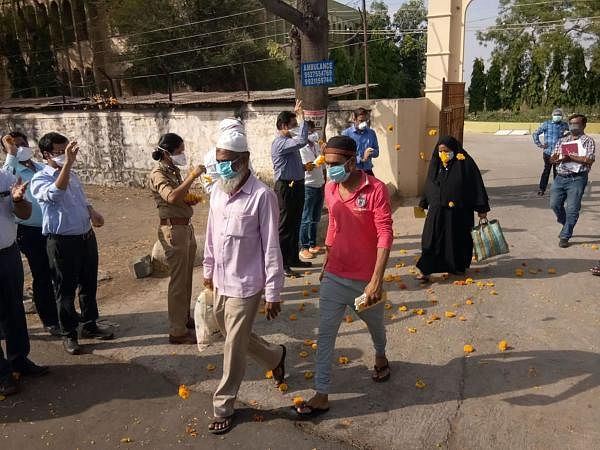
[465,299,474,305]
[445,311,456,318]
[299,351,309,358]
[265,370,273,379]
[399,305,408,312]
[395,144,401,151]
[384,303,392,310]
[303,338,314,346]
[302,290,309,297]
[120,437,134,444]
[459,316,467,321]
[311,343,318,350]
[415,379,427,389]
[304,370,314,380]
[498,340,509,352]
[591,244,599,250]
[293,396,304,407]
[338,356,349,364]
[388,124,394,132]
[547,268,557,274]
[289,314,298,321]
[456,153,466,161]
[278,383,289,392]
[515,268,524,277]
[178,384,190,400]
[415,309,425,315]
[419,151,426,160]
[463,344,475,353]
[311,287,319,293]
[490,290,498,295]
[408,327,417,333]
[344,315,354,323]
[428,129,438,136]
[206,364,216,371]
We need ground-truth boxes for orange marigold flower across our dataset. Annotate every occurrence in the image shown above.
[408,327,417,333]
[415,379,426,389]
[498,340,509,352]
[265,370,273,379]
[399,305,408,312]
[463,344,475,353]
[178,384,190,400]
[293,396,304,407]
[338,356,349,364]
[456,153,466,160]
[278,383,289,392]
[445,311,456,318]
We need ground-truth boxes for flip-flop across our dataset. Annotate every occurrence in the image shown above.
[372,363,391,383]
[292,403,330,418]
[273,344,286,387]
[208,415,234,435]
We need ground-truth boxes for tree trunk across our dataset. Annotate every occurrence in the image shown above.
[258,0,329,127]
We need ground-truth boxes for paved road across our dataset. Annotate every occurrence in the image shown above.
[7,132,600,450]
[0,340,349,450]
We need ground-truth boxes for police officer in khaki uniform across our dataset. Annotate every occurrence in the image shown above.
[149,133,205,345]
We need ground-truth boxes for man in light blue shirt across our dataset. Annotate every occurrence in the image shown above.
[342,107,380,176]
[31,132,114,355]
[532,108,569,196]
[0,168,49,396]
[2,132,59,334]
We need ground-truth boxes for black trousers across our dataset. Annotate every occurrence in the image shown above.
[0,243,31,377]
[17,225,59,327]
[539,153,557,192]
[47,230,99,338]
[275,179,305,267]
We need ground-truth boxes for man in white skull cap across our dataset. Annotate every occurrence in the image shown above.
[202,124,286,435]
[202,117,253,193]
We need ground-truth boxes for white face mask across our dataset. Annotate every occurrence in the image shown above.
[357,121,368,131]
[17,146,33,162]
[52,154,66,167]
[171,153,187,166]
[308,132,319,143]
[288,127,300,137]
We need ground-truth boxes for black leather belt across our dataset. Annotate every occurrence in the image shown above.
[48,229,94,240]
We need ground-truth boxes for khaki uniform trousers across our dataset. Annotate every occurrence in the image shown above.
[158,224,196,337]
[213,289,283,418]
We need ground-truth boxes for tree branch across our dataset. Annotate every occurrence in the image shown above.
[257,0,308,33]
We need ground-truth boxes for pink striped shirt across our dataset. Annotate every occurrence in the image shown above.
[325,173,393,281]
[203,174,284,302]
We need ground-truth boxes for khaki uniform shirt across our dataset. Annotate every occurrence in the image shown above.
[149,162,193,219]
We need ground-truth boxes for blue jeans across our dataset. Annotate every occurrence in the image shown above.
[299,185,324,249]
[550,172,588,240]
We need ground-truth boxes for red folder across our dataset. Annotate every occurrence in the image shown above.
[560,142,579,157]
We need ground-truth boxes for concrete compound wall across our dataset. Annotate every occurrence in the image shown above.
[0,98,429,197]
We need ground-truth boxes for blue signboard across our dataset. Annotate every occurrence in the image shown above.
[301,60,335,87]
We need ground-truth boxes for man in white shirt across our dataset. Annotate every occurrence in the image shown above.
[298,121,326,260]
[0,169,49,396]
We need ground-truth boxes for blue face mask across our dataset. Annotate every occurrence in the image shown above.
[215,158,239,180]
[327,161,350,183]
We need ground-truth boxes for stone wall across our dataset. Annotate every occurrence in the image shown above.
[0,98,429,196]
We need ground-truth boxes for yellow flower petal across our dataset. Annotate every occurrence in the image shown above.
[302,290,309,297]
[265,370,273,379]
[408,327,417,333]
[515,269,525,277]
[344,315,354,323]
[384,274,394,282]
[299,351,309,358]
[311,343,318,350]
[395,263,405,269]
[395,144,401,151]
[498,340,509,352]
[445,311,456,318]
[278,383,289,392]
[465,299,474,305]
[399,305,408,312]
[387,124,394,132]
[304,370,314,380]
[415,309,425,316]
[399,249,408,255]
[289,314,298,321]
[448,201,455,208]
[338,356,349,364]
[591,244,599,250]
[384,303,392,310]
[415,379,427,389]
[547,268,557,274]
[429,314,440,321]
[490,290,498,295]
[456,153,466,160]
[303,338,314,346]
[206,364,216,371]
[419,151,426,160]
[428,129,438,136]
[459,316,467,321]
[178,384,190,400]
[293,396,304,407]
[463,344,475,353]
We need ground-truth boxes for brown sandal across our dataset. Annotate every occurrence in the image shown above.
[372,363,391,382]
[208,415,234,435]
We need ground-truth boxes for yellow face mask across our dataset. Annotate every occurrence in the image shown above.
[439,151,453,167]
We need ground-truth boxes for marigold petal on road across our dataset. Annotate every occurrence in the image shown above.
[338,356,349,364]
[415,380,427,389]
[278,383,289,392]
[178,384,190,400]
[498,340,509,352]
[463,344,475,353]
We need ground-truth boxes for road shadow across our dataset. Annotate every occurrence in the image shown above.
[273,349,600,421]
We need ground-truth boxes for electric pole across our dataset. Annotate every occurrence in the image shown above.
[361,0,369,99]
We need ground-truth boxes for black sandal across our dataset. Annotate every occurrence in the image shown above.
[591,265,600,276]
[372,363,391,383]
[272,344,286,386]
[293,402,330,418]
[208,415,234,435]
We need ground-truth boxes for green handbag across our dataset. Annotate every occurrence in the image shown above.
[471,218,509,261]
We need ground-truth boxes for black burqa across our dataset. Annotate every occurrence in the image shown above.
[417,136,490,275]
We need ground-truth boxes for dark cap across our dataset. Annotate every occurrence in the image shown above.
[324,135,357,157]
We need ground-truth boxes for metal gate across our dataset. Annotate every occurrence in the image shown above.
[439,79,466,144]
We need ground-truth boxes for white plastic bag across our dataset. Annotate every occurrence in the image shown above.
[194,288,220,350]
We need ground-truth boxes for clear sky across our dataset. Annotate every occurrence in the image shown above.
[356,0,501,83]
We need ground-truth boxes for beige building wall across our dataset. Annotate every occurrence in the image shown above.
[425,0,473,149]
[0,98,429,197]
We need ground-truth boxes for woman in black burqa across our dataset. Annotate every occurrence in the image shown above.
[416,136,490,283]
